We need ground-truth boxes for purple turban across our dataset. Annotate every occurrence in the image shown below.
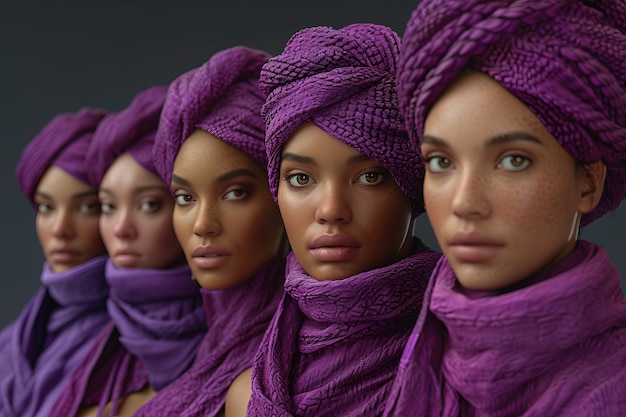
[398,0,626,226]
[87,86,167,185]
[16,108,108,209]
[153,46,271,188]
[261,23,424,214]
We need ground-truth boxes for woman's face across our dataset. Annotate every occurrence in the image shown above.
[277,123,414,281]
[99,153,185,269]
[421,71,603,291]
[35,166,106,273]
[171,130,286,290]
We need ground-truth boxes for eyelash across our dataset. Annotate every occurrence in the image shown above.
[424,154,531,172]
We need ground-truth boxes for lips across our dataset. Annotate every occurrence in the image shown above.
[112,249,142,267]
[310,234,361,262]
[448,231,503,262]
[48,248,81,264]
[191,246,231,270]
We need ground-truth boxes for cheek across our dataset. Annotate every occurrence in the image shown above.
[172,208,193,243]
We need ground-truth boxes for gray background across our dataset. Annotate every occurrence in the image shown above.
[1,1,624,329]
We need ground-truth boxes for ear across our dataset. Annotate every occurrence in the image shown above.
[577,161,607,214]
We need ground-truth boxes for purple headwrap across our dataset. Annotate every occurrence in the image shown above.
[260,23,424,214]
[16,108,108,208]
[153,46,270,188]
[397,0,626,226]
[87,86,168,185]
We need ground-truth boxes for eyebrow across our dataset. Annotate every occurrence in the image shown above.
[422,131,543,147]
[35,190,99,201]
[99,185,169,195]
[171,169,259,186]
[281,152,373,165]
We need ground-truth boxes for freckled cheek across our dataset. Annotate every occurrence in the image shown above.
[500,181,563,234]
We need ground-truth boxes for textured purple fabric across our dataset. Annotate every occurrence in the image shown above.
[153,46,270,188]
[248,243,441,416]
[47,260,206,416]
[385,241,626,416]
[133,258,285,417]
[397,0,626,225]
[15,108,108,208]
[260,23,424,214]
[0,255,109,417]
[87,86,168,185]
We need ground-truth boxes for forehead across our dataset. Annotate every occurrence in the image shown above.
[36,166,95,198]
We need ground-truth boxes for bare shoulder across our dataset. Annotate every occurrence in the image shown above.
[224,368,253,417]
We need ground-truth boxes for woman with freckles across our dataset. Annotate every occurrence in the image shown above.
[238,24,441,417]
[384,0,626,416]
[132,46,288,417]
[0,109,110,417]
[48,86,206,417]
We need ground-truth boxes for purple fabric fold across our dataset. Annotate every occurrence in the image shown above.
[0,255,109,417]
[133,258,285,417]
[260,23,424,214]
[47,260,206,417]
[87,86,168,185]
[385,240,626,416]
[153,46,271,188]
[15,108,108,208]
[397,0,626,225]
[248,242,441,417]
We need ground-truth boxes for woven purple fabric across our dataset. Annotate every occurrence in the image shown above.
[0,255,109,417]
[260,23,424,214]
[397,0,626,225]
[16,108,108,208]
[384,241,626,416]
[87,86,168,185]
[248,243,441,416]
[133,259,285,417]
[153,46,270,188]
[47,260,206,416]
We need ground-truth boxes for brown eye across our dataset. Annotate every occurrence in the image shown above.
[358,171,384,185]
[287,173,311,187]
[499,155,530,171]
[427,156,454,172]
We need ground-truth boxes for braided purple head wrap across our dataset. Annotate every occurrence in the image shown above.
[87,86,167,185]
[153,46,271,188]
[398,0,626,226]
[261,23,424,215]
[16,108,108,209]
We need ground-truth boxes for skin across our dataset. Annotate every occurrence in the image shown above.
[34,166,106,273]
[421,70,606,291]
[171,129,286,290]
[98,153,185,270]
[277,122,415,281]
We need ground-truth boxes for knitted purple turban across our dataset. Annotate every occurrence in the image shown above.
[87,86,167,185]
[16,108,108,209]
[153,46,271,188]
[261,23,423,214]
[398,0,626,226]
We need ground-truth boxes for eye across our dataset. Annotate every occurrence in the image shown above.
[37,203,51,214]
[498,155,530,171]
[357,171,384,185]
[140,199,161,212]
[174,193,194,206]
[426,156,454,172]
[286,173,312,188]
[100,202,114,214]
[81,201,101,214]
[224,188,247,201]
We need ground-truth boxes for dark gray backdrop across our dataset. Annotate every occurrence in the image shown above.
[1,1,624,328]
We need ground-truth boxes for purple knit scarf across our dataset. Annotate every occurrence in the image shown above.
[0,255,109,417]
[133,257,285,417]
[385,240,626,416]
[248,241,440,417]
[46,260,206,417]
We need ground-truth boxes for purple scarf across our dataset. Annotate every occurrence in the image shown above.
[133,257,285,417]
[0,255,109,417]
[248,241,440,417]
[385,240,626,416]
[47,260,206,417]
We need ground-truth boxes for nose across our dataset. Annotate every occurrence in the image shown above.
[113,209,137,240]
[315,184,352,225]
[451,170,491,219]
[193,201,222,237]
[51,209,75,239]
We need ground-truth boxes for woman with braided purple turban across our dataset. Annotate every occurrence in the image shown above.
[47,86,208,417]
[130,46,288,417]
[384,0,626,416]
[0,109,110,417]
[236,23,441,417]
